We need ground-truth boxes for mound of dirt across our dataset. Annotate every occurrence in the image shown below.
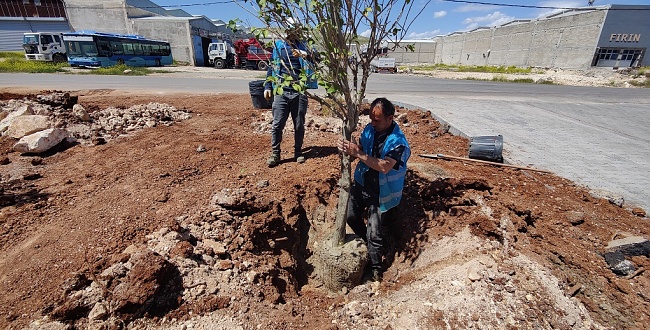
[0,90,648,329]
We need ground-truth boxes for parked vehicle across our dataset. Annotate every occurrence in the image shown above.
[234,38,271,70]
[370,57,397,73]
[207,41,235,69]
[208,38,271,70]
[23,32,67,62]
[62,30,172,68]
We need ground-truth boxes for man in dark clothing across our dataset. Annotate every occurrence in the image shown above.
[264,27,318,166]
[337,97,411,281]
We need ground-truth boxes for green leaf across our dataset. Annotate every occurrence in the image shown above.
[227,19,241,33]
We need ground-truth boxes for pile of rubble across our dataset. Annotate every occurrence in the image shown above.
[0,92,191,154]
[36,188,303,328]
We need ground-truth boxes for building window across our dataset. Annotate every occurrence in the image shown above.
[594,48,645,67]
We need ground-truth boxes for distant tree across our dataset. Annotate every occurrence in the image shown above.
[232,0,430,246]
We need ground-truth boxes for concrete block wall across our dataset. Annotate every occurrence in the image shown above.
[529,11,605,68]
[132,19,192,63]
[387,41,437,64]
[437,34,465,64]
[461,29,492,66]
[432,9,607,69]
[65,0,131,34]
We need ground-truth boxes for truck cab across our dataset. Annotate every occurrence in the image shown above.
[208,42,234,69]
[23,32,67,62]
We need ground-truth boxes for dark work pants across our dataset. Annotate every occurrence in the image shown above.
[271,90,308,156]
[345,181,397,271]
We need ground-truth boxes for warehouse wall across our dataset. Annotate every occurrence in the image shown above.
[65,0,131,34]
[132,19,192,63]
[432,8,607,69]
[597,5,650,67]
[387,40,437,64]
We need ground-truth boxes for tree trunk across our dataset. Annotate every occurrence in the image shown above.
[333,112,356,246]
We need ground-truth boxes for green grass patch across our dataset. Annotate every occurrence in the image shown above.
[0,51,25,60]
[1,56,164,75]
[458,65,532,74]
[632,66,649,79]
[464,76,539,84]
[72,64,155,75]
[0,58,68,73]
[629,79,650,88]
[405,63,536,74]
[490,74,537,83]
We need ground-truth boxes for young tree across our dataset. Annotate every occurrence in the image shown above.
[236,0,430,246]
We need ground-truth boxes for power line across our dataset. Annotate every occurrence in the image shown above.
[440,0,650,10]
[5,0,649,13]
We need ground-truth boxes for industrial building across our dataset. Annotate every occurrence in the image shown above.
[1,2,648,69]
[0,0,243,65]
[390,4,649,69]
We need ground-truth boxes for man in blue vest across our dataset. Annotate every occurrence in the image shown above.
[337,97,411,282]
[264,26,318,167]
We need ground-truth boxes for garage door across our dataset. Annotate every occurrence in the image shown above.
[0,19,70,51]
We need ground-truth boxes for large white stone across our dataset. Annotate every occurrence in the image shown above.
[13,128,69,153]
[72,104,90,122]
[5,115,50,139]
[0,104,34,134]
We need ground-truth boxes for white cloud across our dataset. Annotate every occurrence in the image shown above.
[462,11,515,30]
[455,4,499,12]
[407,30,442,39]
[433,10,447,18]
[360,28,440,40]
[536,0,586,18]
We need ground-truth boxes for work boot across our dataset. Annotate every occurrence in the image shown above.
[267,152,280,167]
[295,154,305,164]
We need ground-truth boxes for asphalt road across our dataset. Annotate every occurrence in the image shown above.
[1,71,649,211]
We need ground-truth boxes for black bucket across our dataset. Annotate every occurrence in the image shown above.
[249,80,272,109]
[468,135,503,163]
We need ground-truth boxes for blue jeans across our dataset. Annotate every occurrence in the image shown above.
[345,181,397,271]
[271,90,308,156]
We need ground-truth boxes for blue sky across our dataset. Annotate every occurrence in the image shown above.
[153,0,649,39]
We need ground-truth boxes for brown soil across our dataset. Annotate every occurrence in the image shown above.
[0,89,648,329]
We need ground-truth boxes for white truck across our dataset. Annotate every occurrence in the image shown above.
[207,42,235,69]
[370,57,396,73]
[23,32,67,62]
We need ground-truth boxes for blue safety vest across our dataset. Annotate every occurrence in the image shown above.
[353,123,411,213]
[270,40,318,90]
